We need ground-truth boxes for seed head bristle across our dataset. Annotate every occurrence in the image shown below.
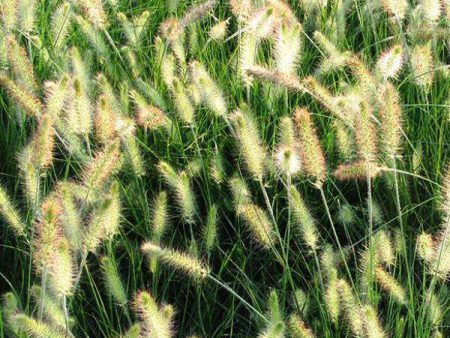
[134,290,174,338]
[375,266,406,304]
[0,184,26,237]
[288,314,315,338]
[376,45,404,81]
[101,256,128,307]
[0,74,43,116]
[141,242,209,280]
[293,107,326,185]
[333,161,381,181]
[274,21,302,75]
[158,161,196,224]
[238,203,275,248]
[381,0,409,20]
[378,82,403,160]
[6,36,37,92]
[230,109,267,180]
[289,186,319,251]
[410,43,434,88]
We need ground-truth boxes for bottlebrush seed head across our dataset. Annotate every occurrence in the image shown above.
[0,184,26,237]
[378,82,403,159]
[10,314,66,338]
[172,78,195,125]
[230,109,267,181]
[78,0,107,30]
[47,238,75,298]
[152,191,169,243]
[362,305,387,338]
[375,266,406,304]
[158,161,196,224]
[229,174,252,207]
[333,161,381,181]
[417,232,435,263]
[354,102,377,163]
[141,242,210,280]
[34,196,64,271]
[274,21,302,75]
[95,95,117,144]
[189,61,228,117]
[288,314,315,338]
[410,43,434,88]
[0,74,43,117]
[6,36,37,92]
[376,45,404,81]
[82,140,122,192]
[336,279,364,337]
[85,182,121,254]
[293,107,327,185]
[381,0,409,20]
[134,290,173,338]
[28,114,56,169]
[101,256,128,307]
[209,19,229,41]
[419,0,441,23]
[289,185,319,251]
[238,203,275,248]
[247,66,306,92]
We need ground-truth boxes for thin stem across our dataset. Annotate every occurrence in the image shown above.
[207,274,269,323]
[318,185,357,292]
[37,266,47,321]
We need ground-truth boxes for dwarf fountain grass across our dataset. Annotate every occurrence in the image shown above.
[11,313,66,338]
[6,36,37,92]
[0,184,26,237]
[158,161,196,224]
[293,107,326,186]
[100,256,128,307]
[288,314,315,338]
[231,108,267,181]
[134,291,173,338]
[375,266,406,305]
[0,74,43,117]
[141,242,209,280]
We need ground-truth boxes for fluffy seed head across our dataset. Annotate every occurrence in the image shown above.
[204,204,218,252]
[151,191,169,243]
[289,186,319,251]
[0,184,26,237]
[209,19,229,41]
[10,314,66,338]
[288,314,315,338]
[141,242,209,280]
[238,203,275,248]
[376,45,404,81]
[101,256,127,307]
[158,161,196,224]
[293,108,326,185]
[231,109,267,180]
[84,182,121,253]
[381,0,409,19]
[0,74,43,116]
[190,61,228,117]
[333,161,381,181]
[274,21,302,75]
[410,43,434,87]
[134,291,173,338]
[378,82,403,159]
[375,266,406,304]
[82,140,122,192]
[362,305,387,338]
[95,95,117,144]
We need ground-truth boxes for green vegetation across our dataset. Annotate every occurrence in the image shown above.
[0,0,449,337]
